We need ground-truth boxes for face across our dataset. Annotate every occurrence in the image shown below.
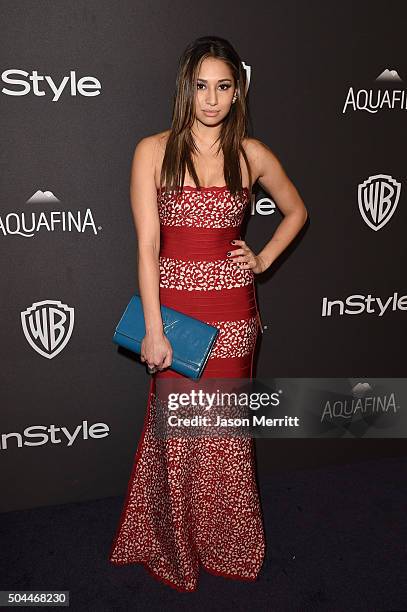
[193,57,237,126]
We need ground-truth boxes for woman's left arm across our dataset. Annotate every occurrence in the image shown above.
[231,138,308,274]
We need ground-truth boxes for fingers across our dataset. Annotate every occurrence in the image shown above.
[228,246,248,263]
[228,242,256,269]
[143,352,173,372]
[161,353,173,369]
[229,247,246,256]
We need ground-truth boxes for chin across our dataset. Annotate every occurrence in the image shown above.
[200,113,224,124]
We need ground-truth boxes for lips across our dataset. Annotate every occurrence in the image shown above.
[203,110,219,116]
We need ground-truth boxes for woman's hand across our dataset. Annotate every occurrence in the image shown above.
[140,331,173,373]
[228,239,268,275]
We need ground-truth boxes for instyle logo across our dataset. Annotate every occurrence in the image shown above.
[0,189,101,238]
[321,292,407,317]
[250,194,276,216]
[21,300,74,359]
[0,420,109,450]
[342,68,407,113]
[1,69,101,101]
[358,174,401,231]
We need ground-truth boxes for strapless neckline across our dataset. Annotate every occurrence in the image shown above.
[156,185,250,194]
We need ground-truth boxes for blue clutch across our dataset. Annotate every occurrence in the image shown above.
[113,293,219,379]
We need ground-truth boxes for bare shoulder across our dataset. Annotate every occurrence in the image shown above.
[131,131,170,191]
[242,136,276,153]
[150,128,171,150]
[133,129,170,159]
[243,138,289,192]
[242,137,266,159]
[242,137,282,177]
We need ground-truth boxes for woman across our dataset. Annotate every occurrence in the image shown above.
[109,35,308,592]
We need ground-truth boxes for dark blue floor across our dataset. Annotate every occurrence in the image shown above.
[1,456,406,611]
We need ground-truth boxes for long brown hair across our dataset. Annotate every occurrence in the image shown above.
[159,35,253,198]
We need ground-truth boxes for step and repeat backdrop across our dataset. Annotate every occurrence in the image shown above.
[1,1,406,512]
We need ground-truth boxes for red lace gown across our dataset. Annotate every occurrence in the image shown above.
[108,185,266,592]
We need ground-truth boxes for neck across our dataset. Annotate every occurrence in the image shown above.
[191,118,222,150]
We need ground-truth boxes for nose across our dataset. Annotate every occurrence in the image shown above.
[206,87,218,106]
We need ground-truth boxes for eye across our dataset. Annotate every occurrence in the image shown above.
[196,82,232,90]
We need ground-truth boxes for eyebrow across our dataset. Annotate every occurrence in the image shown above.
[196,78,232,82]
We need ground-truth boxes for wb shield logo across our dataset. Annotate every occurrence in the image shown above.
[21,300,74,359]
[358,174,401,231]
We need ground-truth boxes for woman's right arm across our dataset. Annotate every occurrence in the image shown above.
[130,136,172,372]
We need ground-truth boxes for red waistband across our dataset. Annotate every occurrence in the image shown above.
[159,284,257,321]
[160,226,241,261]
